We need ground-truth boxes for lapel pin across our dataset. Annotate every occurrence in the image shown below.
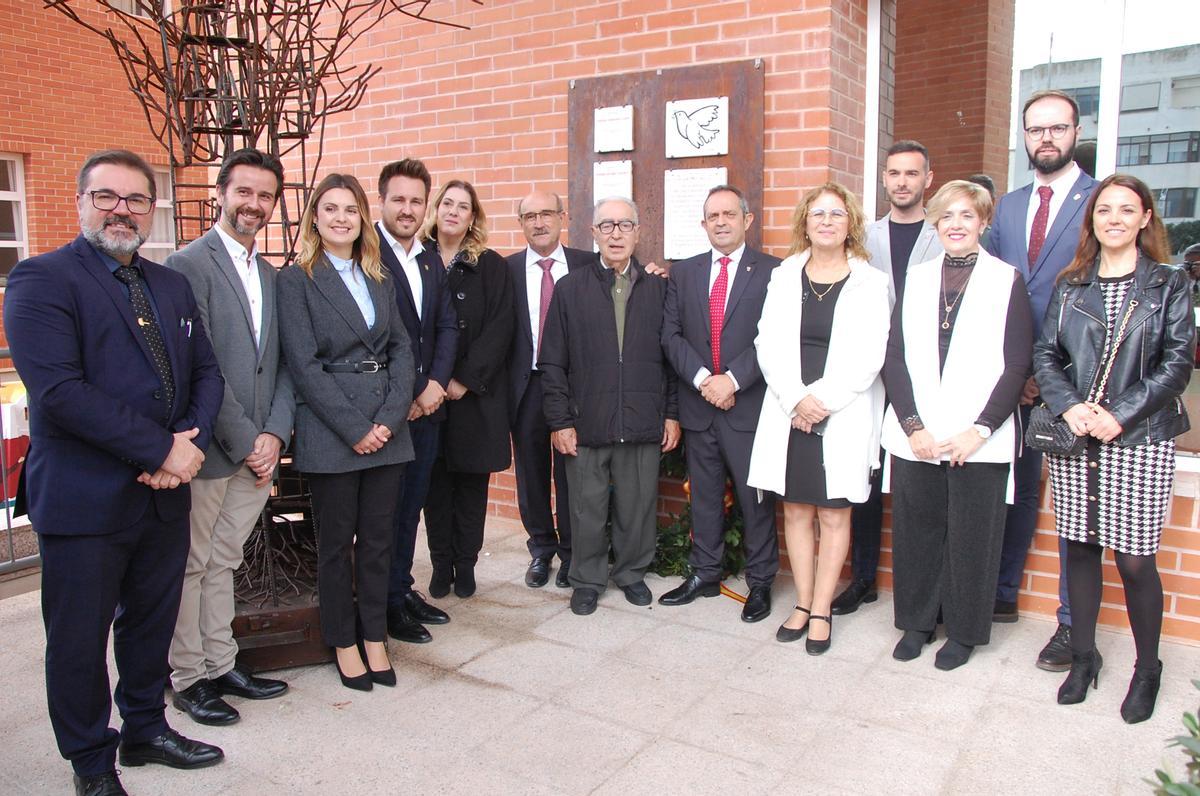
[745,266,751,272]
[1073,193,1081,201]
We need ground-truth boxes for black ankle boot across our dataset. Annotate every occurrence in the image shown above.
[1120,660,1163,724]
[1057,648,1103,705]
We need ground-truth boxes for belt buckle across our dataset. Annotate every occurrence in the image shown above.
[360,360,380,373]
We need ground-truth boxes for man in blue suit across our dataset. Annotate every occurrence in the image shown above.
[377,158,459,644]
[985,89,1099,671]
[4,150,225,796]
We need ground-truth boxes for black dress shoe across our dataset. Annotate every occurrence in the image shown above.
[429,566,453,598]
[172,679,239,726]
[570,588,598,615]
[934,639,974,671]
[118,728,224,770]
[741,584,772,623]
[334,653,373,692]
[806,614,832,656]
[1037,623,1073,672]
[386,605,432,644]
[830,578,877,615]
[74,771,127,796]
[405,591,450,625]
[1057,648,1103,705]
[454,565,477,598]
[658,574,720,606]
[360,641,397,688]
[555,559,571,588]
[525,557,551,588]
[893,629,936,661]
[993,599,1019,623]
[776,606,811,643]
[621,581,652,606]
[1120,660,1163,724]
[212,664,288,700]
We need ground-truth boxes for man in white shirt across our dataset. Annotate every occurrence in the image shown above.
[166,149,296,726]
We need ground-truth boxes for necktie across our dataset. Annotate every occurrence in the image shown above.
[536,257,555,360]
[709,256,731,373]
[1028,185,1054,267]
[114,265,175,418]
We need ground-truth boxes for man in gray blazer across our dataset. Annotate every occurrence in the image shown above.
[834,140,943,617]
[166,149,296,726]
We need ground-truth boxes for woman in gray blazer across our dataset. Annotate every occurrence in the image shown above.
[278,174,415,691]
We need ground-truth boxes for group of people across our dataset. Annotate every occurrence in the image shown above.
[4,87,1193,796]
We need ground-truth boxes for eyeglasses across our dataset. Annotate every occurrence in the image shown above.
[87,190,154,215]
[807,208,848,221]
[595,219,636,235]
[1024,124,1072,140]
[519,210,561,224]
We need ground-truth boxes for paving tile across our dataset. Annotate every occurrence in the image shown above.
[458,637,600,698]
[551,657,710,735]
[801,712,959,794]
[593,737,783,795]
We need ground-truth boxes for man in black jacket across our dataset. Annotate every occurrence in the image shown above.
[539,197,681,616]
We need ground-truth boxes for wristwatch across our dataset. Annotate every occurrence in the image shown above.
[973,424,992,439]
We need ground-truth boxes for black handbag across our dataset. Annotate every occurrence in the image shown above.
[1024,294,1138,457]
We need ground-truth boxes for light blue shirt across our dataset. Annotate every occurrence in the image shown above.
[327,253,376,328]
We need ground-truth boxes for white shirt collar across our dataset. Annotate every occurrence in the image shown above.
[377,222,424,260]
[1034,162,1080,196]
[526,244,566,268]
[327,252,355,273]
[214,222,258,265]
[712,243,746,265]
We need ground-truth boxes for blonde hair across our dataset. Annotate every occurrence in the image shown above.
[295,173,385,282]
[419,179,488,264]
[786,182,870,261]
[925,179,994,227]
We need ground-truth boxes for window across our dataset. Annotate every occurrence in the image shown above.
[138,169,177,264]
[1116,132,1200,166]
[1159,187,1197,220]
[1120,81,1161,113]
[0,154,29,280]
[109,0,158,17]
[1172,75,1200,109]
[1064,85,1101,118]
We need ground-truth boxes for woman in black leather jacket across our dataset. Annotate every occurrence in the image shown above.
[1033,173,1193,724]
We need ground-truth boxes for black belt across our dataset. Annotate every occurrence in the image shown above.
[324,359,387,373]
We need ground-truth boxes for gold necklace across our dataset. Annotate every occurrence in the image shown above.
[803,266,845,302]
[940,271,968,330]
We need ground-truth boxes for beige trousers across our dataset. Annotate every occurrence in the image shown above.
[169,467,271,691]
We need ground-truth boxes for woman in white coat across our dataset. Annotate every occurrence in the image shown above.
[880,180,1032,671]
[748,182,889,654]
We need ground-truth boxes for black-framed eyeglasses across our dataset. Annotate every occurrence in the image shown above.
[87,190,154,215]
[519,210,561,224]
[595,219,636,235]
[1024,124,1072,140]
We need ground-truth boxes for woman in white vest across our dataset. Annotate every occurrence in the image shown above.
[748,182,889,654]
[880,180,1032,670]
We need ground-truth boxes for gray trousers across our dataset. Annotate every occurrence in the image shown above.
[565,442,660,593]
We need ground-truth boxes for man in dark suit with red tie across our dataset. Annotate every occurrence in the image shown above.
[507,190,593,589]
[4,150,225,796]
[377,158,459,644]
[659,185,781,622]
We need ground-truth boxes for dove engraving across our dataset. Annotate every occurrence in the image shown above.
[673,104,720,149]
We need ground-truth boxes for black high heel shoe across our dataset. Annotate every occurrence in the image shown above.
[360,640,396,688]
[1120,660,1162,724]
[776,606,811,643]
[334,647,372,692]
[1057,648,1103,705]
[805,615,832,656]
[892,629,936,661]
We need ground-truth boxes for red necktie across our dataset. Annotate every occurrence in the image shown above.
[536,257,555,359]
[1028,185,1054,267]
[709,256,731,373]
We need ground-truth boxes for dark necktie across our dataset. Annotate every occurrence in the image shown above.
[536,257,555,360]
[114,265,175,417]
[1028,185,1054,267]
[709,256,731,372]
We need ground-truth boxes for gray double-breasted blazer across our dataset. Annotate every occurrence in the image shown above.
[166,227,295,479]
[277,255,415,473]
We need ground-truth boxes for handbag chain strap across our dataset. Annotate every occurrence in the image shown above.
[1089,296,1139,403]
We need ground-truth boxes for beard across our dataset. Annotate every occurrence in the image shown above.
[81,215,146,258]
[224,204,266,237]
[1028,141,1076,176]
[887,187,923,211]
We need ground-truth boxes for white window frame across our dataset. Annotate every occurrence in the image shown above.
[138,168,177,264]
[0,153,30,282]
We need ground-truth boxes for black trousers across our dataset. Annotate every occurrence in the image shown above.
[683,416,778,586]
[890,457,1009,647]
[849,456,884,582]
[308,464,404,648]
[424,456,490,570]
[39,506,189,776]
[512,371,571,562]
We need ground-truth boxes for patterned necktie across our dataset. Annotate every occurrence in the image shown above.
[709,256,731,373]
[536,257,555,360]
[1028,185,1054,267]
[114,265,175,417]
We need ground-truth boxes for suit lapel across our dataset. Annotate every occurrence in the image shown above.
[256,255,274,362]
[377,223,420,320]
[911,223,938,266]
[311,256,374,349]
[723,250,754,322]
[513,249,532,351]
[1011,184,1034,277]
[139,259,185,397]
[204,229,257,346]
[1032,175,1091,280]
[364,272,390,354]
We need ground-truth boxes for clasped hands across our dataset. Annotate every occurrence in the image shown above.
[407,380,449,421]
[907,427,987,466]
[354,423,393,456]
[699,373,736,410]
[138,427,205,490]
[790,395,829,434]
[1063,402,1123,443]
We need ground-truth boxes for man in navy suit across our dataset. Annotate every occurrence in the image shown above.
[4,150,225,796]
[507,190,593,589]
[377,158,459,644]
[659,185,781,622]
[985,89,1099,671]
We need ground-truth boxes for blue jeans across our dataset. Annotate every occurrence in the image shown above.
[386,418,440,607]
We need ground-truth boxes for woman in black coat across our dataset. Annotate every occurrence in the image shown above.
[419,179,514,598]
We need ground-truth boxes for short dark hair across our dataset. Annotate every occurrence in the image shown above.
[77,149,157,199]
[378,158,432,198]
[215,148,284,198]
[704,185,750,216]
[1023,89,1080,127]
[885,140,930,170]
[966,173,996,200]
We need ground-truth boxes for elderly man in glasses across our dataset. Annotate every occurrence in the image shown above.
[538,196,681,616]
